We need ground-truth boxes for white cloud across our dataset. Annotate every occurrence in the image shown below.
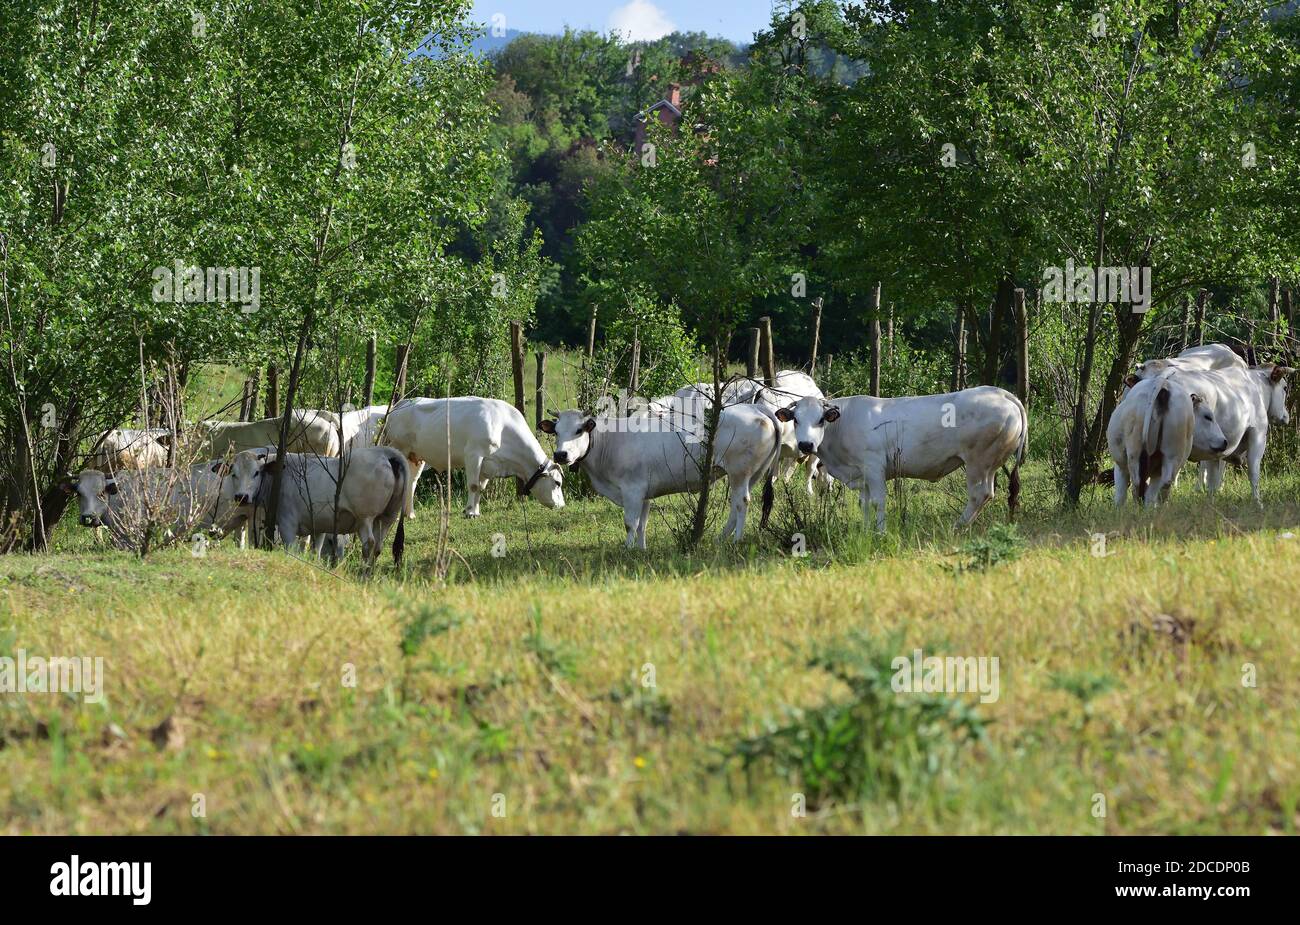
[608,1,676,43]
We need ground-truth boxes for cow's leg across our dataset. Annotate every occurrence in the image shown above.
[622,493,646,549]
[957,466,995,526]
[637,499,650,550]
[357,517,378,565]
[1113,464,1128,507]
[404,454,425,519]
[723,476,751,542]
[464,451,487,517]
[1245,430,1266,506]
[1204,459,1226,499]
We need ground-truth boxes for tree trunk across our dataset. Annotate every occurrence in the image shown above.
[1193,289,1208,346]
[951,301,968,391]
[362,337,375,406]
[759,316,776,387]
[688,338,725,548]
[1064,216,1107,506]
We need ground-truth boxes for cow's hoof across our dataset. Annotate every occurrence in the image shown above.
[464,511,481,519]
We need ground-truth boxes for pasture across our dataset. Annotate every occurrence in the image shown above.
[4,433,1299,834]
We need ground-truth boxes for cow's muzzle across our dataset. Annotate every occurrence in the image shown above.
[797,440,816,455]
[80,515,101,527]
[553,451,569,465]
[234,493,253,505]
[1214,441,1229,453]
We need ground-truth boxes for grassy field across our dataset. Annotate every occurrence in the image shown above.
[3,447,1300,834]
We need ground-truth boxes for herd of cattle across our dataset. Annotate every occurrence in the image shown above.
[61,342,1292,560]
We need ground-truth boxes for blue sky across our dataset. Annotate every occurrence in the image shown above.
[468,0,774,44]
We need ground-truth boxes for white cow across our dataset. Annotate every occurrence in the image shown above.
[1133,364,1292,503]
[1135,342,1246,379]
[339,404,389,453]
[88,428,168,472]
[727,371,829,492]
[776,386,1027,530]
[199,409,339,460]
[381,397,564,518]
[220,445,409,565]
[64,464,246,548]
[1107,371,1228,507]
[541,403,783,548]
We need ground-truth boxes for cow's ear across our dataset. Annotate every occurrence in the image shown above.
[539,419,556,435]
[1190,393,1202,406]
[1272,365,1294,382]
[256,453,267,461]
[1124,374,1139,388]
[823,405,841,423]
[105,480,119,495]
[775,406,794,423]
[210,462,223,474]
[582,418,597,434]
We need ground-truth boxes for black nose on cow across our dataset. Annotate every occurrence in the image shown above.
[80,515,99,527]
[234,493,252,505]
[1214,441,1228,453]
[553,451,569,465]
[798,440,815,455]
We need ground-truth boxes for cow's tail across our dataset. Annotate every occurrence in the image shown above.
[1006,392,1028,522]
[385,450,408,568]
[754,405,784,529]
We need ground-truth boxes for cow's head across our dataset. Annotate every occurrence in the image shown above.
[1189,394,1229,454]
[525,459,565,509]
[774,395,840,455]
[541,412,596,468]
[66,469,117,527]
[1265,365,1294,424]
[221,448,273,506]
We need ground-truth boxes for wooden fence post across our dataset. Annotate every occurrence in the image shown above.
[239,379,252,421]
[951,306,967,392]
[1180,295,1191,351]
[264,364,278,419]
[586,306,598,359]
[810,297,823,375]
[363,335,376,406]
[759,316,776,387]
[1014,287,1029,405]
[746,328,760,380]
[510,321,526,494]
[535,351,546,429]
[869,282,882,397]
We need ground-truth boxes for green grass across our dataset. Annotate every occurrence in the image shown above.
[3,453,1299,834]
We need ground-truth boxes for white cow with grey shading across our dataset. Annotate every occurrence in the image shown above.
[542,403,783,548]
[64,465,247,548]
[219,445,409,565]
[1108,370,1228,507]
[1132,363,1292,503]
[776,386,1027,530]
[381,397,564,518]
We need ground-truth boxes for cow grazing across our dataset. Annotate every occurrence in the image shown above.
[199,409,339,460]
[381,397,564,518]
[776,386,1027,530]
[541,403,783,548]
[1133,363,1292,503]
[1107,372,1228,507]
[88,428,168,472]
[220,445,409,565]
[64,464,246,549]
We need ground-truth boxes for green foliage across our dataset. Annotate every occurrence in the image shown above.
[728,631,989,810]
[955,523,1023,573]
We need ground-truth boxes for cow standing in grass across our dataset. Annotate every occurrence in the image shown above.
[542,404,783,548]
[63,465,247,549]
[219,446,409,566]
[1107,371,1228,507]
[776,387,1027,531]
[381,397,564,519]
[1132,363,1292,504]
